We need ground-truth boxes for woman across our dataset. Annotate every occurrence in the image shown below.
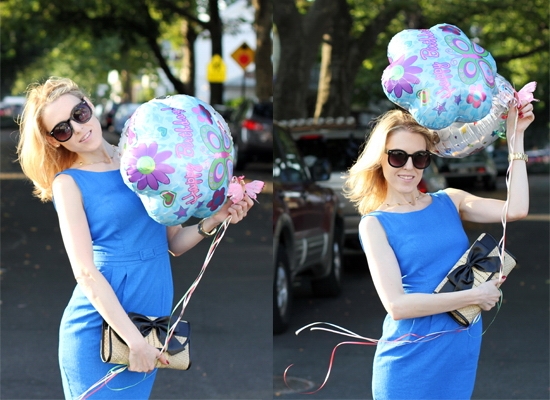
[344,102,533,399]
[16,77,254,399]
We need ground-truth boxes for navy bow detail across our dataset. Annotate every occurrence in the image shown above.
[440,234,501,293]
[128,312,190,355]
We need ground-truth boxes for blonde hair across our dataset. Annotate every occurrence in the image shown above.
[16,77,88,202]
[343,109,435,215]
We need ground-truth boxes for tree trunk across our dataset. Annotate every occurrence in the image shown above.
[252,0,273,102]
[208,0,224,105]
[273,0,337,120]
[314,0,352,118]
[180,19,197,96]
[314,0,412,119]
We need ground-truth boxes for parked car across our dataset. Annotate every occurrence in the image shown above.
[228,99,273,169]
[113,103,142,134]
[292,128,448,250]
[99,100,120,131]
[526,148,550,174]
[491,148,510,176]
[417,158,448,193]
[434,150,497,190]
[273,123,344,334]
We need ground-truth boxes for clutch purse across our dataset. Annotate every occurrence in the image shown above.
[101,312,191,370]
[434,233,517,327]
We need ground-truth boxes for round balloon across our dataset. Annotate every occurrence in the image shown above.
[382,23,498,130]
[118,95,234,226]
[432,74,515,158]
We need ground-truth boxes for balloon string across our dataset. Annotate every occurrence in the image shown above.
[76,366,128,400]
[75,216,232,399]
[498,103,519,282]
[163,215,232,354]
[284,322,469,394]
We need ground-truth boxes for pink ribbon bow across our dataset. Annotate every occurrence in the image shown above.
[515,81,538,105]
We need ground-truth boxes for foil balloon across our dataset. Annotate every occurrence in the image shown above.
[432,74,515,158]
[382,23,498,130]
[118,95,234,226]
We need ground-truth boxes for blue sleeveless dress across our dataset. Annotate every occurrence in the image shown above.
[365,191,482,400]
[56,169,174,399]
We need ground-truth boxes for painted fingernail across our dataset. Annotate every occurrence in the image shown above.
[502,276,507,280]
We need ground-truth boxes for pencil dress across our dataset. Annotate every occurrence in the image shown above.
[56,169,174,399]
[365,191,482,400]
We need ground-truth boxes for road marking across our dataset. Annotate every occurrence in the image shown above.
[0,172,26,180]
[523,214,550,221]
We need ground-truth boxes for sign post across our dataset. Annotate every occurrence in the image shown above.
[231,42,255,98]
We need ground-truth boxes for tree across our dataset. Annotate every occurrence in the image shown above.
[252,0,273,101]
[274,0,549,136]
[2,0,268,106]
[273,0,338,120]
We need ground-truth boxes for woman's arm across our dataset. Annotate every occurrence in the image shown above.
[52,174,167,372]
[359,216,503,320]
[445,101,535,223]
[166,196,254,257]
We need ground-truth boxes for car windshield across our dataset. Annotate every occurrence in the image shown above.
[252,102,273,119]
[295,136,363,172]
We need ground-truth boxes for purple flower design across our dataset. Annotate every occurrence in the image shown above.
[383,55,423,98]
[439,25,462,35]
[192,104,213,125]
[126,142,175,190]
[466,84,487,108]
[206,187,226,211]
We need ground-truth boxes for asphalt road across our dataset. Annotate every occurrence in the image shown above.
[274,174,550,400]
[0,127,274,400]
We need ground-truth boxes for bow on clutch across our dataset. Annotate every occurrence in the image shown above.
[128,312,189,355]
[439,235,502,293]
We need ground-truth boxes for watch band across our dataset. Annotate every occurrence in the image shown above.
[197,218,218,237]
[508,152,528,162]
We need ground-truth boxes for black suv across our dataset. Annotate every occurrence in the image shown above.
[273,123,344,334]
[228,99,273,170]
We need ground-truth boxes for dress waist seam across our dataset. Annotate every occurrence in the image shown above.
[93,244,169,262]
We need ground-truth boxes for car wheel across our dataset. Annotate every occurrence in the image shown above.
[311,236,342,297]
[273,245,292,334]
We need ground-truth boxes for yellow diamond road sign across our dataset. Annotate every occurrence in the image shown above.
[231,42,255,69]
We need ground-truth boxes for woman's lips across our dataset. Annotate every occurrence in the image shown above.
[80,131,92,142]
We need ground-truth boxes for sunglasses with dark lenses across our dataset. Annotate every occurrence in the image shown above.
[48,99,93,142]
[386,149,432,169]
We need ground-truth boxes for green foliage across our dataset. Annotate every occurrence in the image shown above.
[1,0,200,99]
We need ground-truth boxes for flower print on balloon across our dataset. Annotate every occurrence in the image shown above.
[126,142,175,191]
[119,95,235,226]
[382,55,423,99]
[382,23,498,130]
[466,84,488,109]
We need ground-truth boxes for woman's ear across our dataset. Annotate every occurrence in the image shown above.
[45,136,61,148]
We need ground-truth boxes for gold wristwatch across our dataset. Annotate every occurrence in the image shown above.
[508,152,528,162]
[197,218,218,237]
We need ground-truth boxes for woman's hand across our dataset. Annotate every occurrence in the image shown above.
[507,100,535,135]
[211,195,255,225]
[475,276,506,311]
[128,340,169,373]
